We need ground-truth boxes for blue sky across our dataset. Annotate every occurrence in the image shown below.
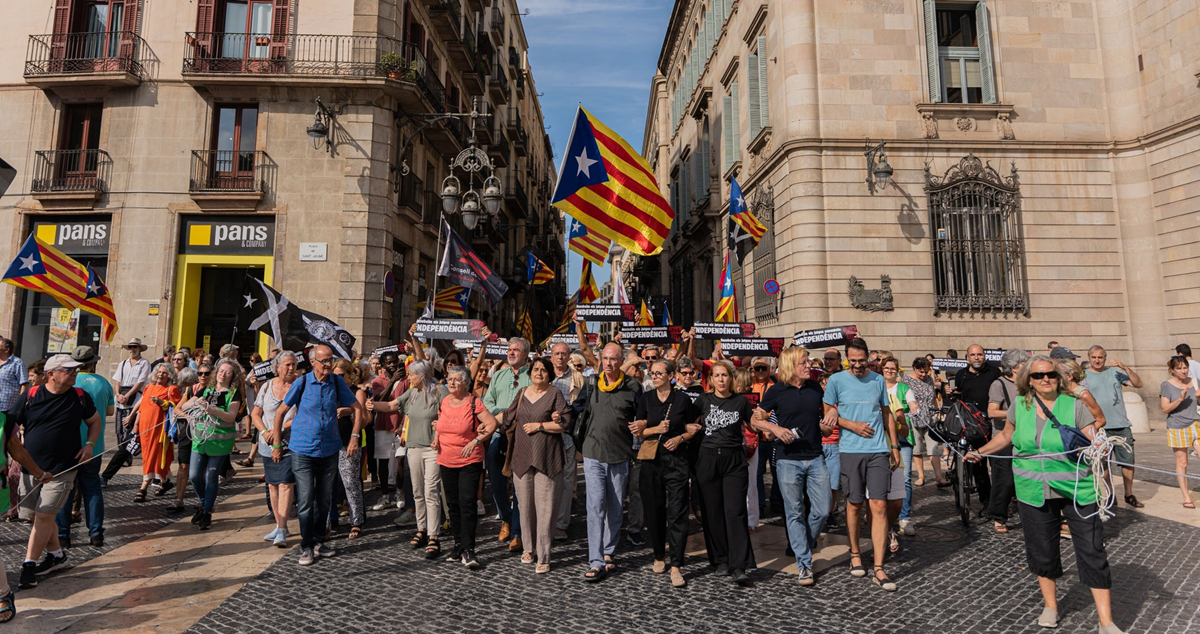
[521,0,675,299]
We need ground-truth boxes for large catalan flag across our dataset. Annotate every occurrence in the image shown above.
[552,106,674,257]
[715,252,739,323]
[433,286,469,315]
[728,177,766,264]
[517,308,534,342]
[80,264,118,342]
[567,215,610,267]
[526,252,555,285]
[579,261,600,304]
[2,234,89,310]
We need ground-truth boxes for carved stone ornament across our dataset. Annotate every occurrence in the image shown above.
[996,111,1014,140]
[848,275,893,312]
[921,111,938,139]
[954,117,974,132]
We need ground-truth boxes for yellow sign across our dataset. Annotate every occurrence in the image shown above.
[36,224,57,244]
[149,303,160,316]
[188,224,212,247]
[202,335,211,352]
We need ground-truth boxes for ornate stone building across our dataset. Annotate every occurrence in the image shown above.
[641,0,1200,382]
[0,0,563,368]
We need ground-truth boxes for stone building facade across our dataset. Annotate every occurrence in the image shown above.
[640,0,1200,384]
[0,0,563,370]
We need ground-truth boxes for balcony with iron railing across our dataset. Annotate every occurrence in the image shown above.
[515,71,525,96]
[508,46,520,70]
[428,0,463,40]
[487,133,510,168]
[510,110,528,156]
[490,6,506,43]
[506,176,528,217]
[182,34,445,112]
[422,190,441,227]
[30,149,112,205]
[397,171,424,219]
[189,149,271,208]
[448,17,478,72]
[488,59,509,104]
[25,31,147,88]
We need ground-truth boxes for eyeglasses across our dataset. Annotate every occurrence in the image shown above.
[52,367,79,374]
[1029,372,1058,380]
[648,371,667,378]
[313,358,334,366]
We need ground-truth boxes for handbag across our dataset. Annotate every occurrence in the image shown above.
[1034,395,1091,454]
[637,400,672,461]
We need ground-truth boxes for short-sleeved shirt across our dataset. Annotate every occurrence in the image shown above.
[11,386,97,475]
[988,376,1018,431]
[0,355,28,411]
[112,358,152,409]
[284,372,358,458]
[255,378,297,455]
[954,365,1001,413]
[759,380,825,460]
[370,374,409,433]
[75,373,114,454]
[824,371,890,454]
[901,375,936,429]
[397,385,449,448]
[1160,381,1200,429]
[1188,359,1200,382]
[437,395,489,468]
[1085,367,1132,430]
[695,393,753,450]
[634,389,700,452]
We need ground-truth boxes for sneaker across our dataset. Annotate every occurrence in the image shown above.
[463,549,480,569]
[298,548,315,566]
[370,495,393,511]
[264,527,282,542]
[626,530,646,547]
[446,544,464,563]
[18,561,37,588]
[273,532,288,548]
[191,509,204,525]
[35,551,69,575]
[315,543,336,558]
[396,498,406,510]
[198,512,212,530]
[797,566,815,586]
[394,510,417,527]
[476,500,486,516]
[553,528,568,541]
[899,519,916,536]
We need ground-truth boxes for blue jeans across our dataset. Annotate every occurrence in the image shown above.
[776,457,830,571]
[485,431,520,537]
[189,451,224,513]
[822,443,841,492]
[899,445,914,521]
[293,452,339,549]
[584,458,628,569]
[56,458,104,538]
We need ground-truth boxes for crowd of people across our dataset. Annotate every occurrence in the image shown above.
[1,328,1197,631]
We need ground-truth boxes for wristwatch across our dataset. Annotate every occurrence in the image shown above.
[539,422,545,432]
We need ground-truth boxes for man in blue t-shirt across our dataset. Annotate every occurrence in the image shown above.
[822,338,899,591]
[54,346,115,548]
[273,345,363,565]
[1086,345,1144,507]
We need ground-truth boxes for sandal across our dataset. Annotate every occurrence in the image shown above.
[231,449,247,456]
[888,531,899,553]
[0,589,14,623]
[154,481,175,497]
[409,531,428,549]
[1184,501,1196,509]
[848,551,866,577]
[603,555,616,572]
[583,567,606,582]
[236,458,254,468]
[994,522,1009,534]
[425,536,441,559]
[520,552,534,564]
[535,563,550,574]
[872,566,897,592]
[348,526,363,539]
[133,489,148,503]
[1123,495,1144,509]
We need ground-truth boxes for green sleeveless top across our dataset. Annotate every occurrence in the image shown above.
[1011,395,1095,506]
[191,387,239,456]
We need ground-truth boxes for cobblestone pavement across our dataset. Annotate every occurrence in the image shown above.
[1,465,257,592]
[188,475,1200,634]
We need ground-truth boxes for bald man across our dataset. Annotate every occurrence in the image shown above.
[952,343,1001,517]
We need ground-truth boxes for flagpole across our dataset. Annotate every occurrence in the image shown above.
[429,217,444,320]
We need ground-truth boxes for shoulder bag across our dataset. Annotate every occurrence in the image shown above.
[636,397,672,461]
[1034,395,1091,454]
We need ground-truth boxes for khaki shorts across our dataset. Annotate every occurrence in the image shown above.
[911,427,941,457]
[18,471,77,520]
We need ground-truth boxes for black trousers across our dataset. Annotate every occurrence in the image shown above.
[695,446,755,572]
[1017,498,1111,589]
[972,458,991,509]
[441,461,483,552]
[640,450,691,567]
[987,448,1015,522]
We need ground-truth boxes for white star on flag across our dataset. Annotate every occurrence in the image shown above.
[18,254,37,272]
[575,148,597,177]
[87,281,101,295]
[243,294,257,309]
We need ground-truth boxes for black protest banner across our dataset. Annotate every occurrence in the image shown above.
[985,349,1004,364]
[470,342,511,360]
[932,358,968,372]
[374,344,400,357]
[575,303,638,322]
[414,318,487,341]
[693,322,756,340]
[720,338,785,356]
[620,326,683,344]
[792,325,859,348]
[251,360,275,381]
[547,333,599,346]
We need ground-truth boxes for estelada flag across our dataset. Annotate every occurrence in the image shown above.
[551,106,674,257]
[579,260,600,304]
[715,252,739,323]
[430,286,469,315]
[526,252,555,285]
[80,264,118,342]
[438,219,509,306]
[728,177,766,264]
[567,215,610,267]
[3,234,89,309]
[638,300,654,326]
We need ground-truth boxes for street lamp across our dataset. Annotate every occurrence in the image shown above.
[307,96,341,155]
[864,139,893,195]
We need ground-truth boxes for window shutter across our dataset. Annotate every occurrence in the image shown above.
[270,0,292,60]
[976,0,997,103]
[722,95,734,172]
[681,157,691,221]
[923,0,940,102]
[747,54,761,139]
[51,0,74,61]
[756,35,770,129]
[119,0,141,59]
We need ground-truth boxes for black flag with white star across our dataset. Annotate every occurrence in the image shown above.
[237,276,356,359]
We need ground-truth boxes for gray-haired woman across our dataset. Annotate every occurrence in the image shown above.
[435,365,498,569]
[251,351,299,547]
[370,360,449,557]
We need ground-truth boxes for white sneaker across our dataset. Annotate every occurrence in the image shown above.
[476,500,486,516]
[298,548,315,566]
[370,495,393,511]
[397,498,406,510]
[899,519,916,536]
[315,543,336,558]
[264,527,281,541]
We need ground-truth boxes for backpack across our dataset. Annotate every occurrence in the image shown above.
[939,400,992,449]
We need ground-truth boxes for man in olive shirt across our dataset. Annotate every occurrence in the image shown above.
[483,338,532,551]
[573,342,642,581]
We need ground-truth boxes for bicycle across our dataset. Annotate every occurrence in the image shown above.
[931,405,976,528]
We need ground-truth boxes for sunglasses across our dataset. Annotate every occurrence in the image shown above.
[753,366,768,371]
[313,358,334,366]
[1029,372,1058,380]
[198,371,211,376]
[572,364,584,370]
[512,373,520,388]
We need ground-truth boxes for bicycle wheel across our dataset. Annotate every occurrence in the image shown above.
[956,452,970,527]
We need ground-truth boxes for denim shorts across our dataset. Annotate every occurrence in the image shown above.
[262,453,295,485]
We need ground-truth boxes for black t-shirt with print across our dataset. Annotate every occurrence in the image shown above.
[11,386,97,475]
[696,393,753,450]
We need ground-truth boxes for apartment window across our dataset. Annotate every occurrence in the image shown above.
[80,1,125,57]
[210,104,259,189]
[195,0,290,60]
[925,155,1026,315]
[58,104,104,184]
[746,35,770,140]
[924,0,997,104]
[722,81,739,173]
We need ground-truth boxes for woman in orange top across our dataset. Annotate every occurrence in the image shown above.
[134,363,182,502]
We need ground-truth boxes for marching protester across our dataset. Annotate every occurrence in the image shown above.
[180,359,243,530]
[880,357,916,551]
[436,366,498,569]
[967,356,1124,634]
[1161,355,1200,508]
[331,360,368,538]
[55,347,113,549]
[501,357,573,573]
[251,351,298,547]
[132,363,181,502]
[1084,347,1143,508]
[902,357,941,490]
[986,349,1030,533]
[167,363,210,512]
[11,354,101,589]
[274,345,363,565]
[109,338,151,472]
[484,338,532,553]
[0,337,28,412]
[823,338,899,592]
[548,342,584,539]
[952,345,1000,518]
[575,342,642,582]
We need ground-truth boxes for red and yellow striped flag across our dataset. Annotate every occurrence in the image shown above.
[579,261,600,304]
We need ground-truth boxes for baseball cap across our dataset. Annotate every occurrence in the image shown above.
[45,354,83,372]
[1049,346,1079,360]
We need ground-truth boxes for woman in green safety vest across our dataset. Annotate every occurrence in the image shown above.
[967,356,1124,634]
